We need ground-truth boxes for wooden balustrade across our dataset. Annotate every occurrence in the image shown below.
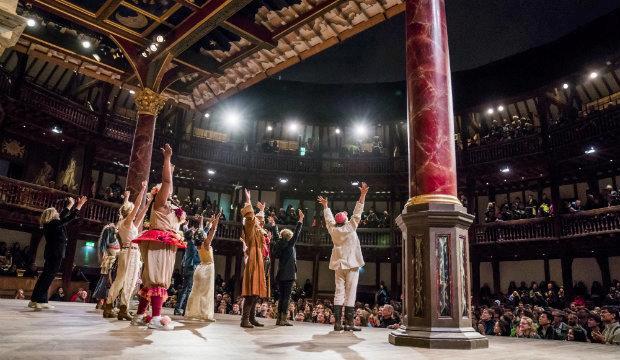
[472,206,620,244]
[19,85,99,132]
[548,105,620,148]
[0,176,119,224]
[464,133,542,165]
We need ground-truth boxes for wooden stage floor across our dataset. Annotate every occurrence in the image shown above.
[0,299,617,359]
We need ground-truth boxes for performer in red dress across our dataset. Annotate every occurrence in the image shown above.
[131,144,187,330]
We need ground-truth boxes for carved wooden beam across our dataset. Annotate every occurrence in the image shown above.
[222,14,276,49]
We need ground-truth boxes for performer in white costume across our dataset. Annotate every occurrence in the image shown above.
[103,181,151,320]
[318,182,368,332]
[185,213,221,321]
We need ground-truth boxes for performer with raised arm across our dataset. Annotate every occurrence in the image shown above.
[131,144,187,330]
[240,189,268,328]
[104,181,152,320]
[175,215,206,316]
[185,213,221,321]
[30,196,88,310]
[317,182,368,332]
[255,201,272,300]
[275,209,304,326]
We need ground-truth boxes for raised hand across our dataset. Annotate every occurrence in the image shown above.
[359,182,369,195]
[211,213,222,227]
[161,143,173,158]
[317,196,328,208]
[76,196,88,210]
[67,197,75,207]
[256,201,266,212]
[298,209,305,222]
[123,190,130,201]
[244,189,251,204]
[146,192,154,203]
[141,180,147,189]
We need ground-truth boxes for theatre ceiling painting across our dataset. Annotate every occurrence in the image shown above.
[15,0,404,109]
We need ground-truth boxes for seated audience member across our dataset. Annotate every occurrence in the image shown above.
[379,304,400,329]
[566,313,587,342]
[14,289,25,300]
[230,303,241,315]
[477,308,495,335]
[484,202,497,223]
[537,311,555,340]
[70,288,88,303]
[587,313,605,343]
[593,307,620,345]
[515,316,541,339]
[49,287,65,301]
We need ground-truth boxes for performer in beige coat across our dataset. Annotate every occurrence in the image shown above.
[318,182,368,332]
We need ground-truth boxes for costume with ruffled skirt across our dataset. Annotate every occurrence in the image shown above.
[132,206,185,302]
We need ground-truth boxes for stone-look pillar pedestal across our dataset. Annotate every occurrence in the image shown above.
[389,202,488,349]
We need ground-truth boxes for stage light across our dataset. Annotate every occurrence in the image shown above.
[589,72,598,79]
[129,89,135,95]
[207,169,216,175]
[141,52,148,58]
[354,124,367,138]
[150,43,158,52]
[584,146,596,155]
[156,35,164,43]
[266,125,273,132]
[487,108,494,115]
[279,178,288,184]
[224,110,241,128]
[500,166,510,173]
[51,125,62,134]
[335,128,341,134]
[81,40,92,49]
[351,181,359,186]
[288,121,299,133]
[562,83,569,89]
[497,105,504,112]
[26,18,36,27]
[204,112,210,118]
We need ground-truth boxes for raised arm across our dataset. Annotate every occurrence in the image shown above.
[317,196,334,232]
[350,182,368,230]
[134,186,153,227]
[60,196,87,224]
[290,209,304,247]
[125,181,147,225]
[154,144,173,209]
[203,213,221,248]
[241,189,256,230]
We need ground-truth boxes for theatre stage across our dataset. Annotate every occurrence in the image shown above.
[0,299,616,360]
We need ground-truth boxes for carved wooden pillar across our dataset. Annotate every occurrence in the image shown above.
[125,88,167,203]
[389,0,487,349]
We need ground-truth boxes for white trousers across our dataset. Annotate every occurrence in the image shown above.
[185,263,215,321]
[107,246,141,306]
[333,267,359,307]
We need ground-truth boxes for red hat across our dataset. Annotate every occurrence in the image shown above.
[335,211,348,224]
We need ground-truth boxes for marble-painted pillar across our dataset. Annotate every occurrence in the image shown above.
[389,0,487,349]
[126,88,167,203]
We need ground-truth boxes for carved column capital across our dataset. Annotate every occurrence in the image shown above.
[134,88,167,116]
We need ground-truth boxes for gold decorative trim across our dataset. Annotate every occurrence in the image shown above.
[406,194,461,207]
[134,88,167,116]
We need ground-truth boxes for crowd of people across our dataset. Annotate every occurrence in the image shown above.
[484,185,620,223]
[474,280,620,344]
[0,241,31,276]
[468,116,536,147]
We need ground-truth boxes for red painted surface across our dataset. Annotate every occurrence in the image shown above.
[405,0,457,198]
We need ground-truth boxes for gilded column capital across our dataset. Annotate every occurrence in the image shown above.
[134,88,167,116]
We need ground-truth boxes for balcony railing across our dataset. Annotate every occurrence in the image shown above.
[471,206,620,244]
[0,176,119,224]
[463,132,542,165]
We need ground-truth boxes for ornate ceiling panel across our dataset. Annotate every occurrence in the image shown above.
[16,0,404,109]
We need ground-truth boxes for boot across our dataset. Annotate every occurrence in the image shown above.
[280,312,293,326]
[333,305,343,331]
[240,297,254,328]
[275,312,283,326]
[343,306,361,331]
[117,305,133,321]
[102,302,114,318]
[249,297,264,327]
